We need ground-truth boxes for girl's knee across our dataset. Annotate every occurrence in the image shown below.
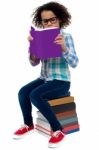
[29,90,35,100]
[18,86,27,97]
[29,90,39,105]
[18,86,31,105]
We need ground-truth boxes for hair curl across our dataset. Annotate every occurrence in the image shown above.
[32,1,71,28]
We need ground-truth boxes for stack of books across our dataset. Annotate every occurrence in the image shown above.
[35,96,80,136]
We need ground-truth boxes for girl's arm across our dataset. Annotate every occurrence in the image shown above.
[62,34,79,68]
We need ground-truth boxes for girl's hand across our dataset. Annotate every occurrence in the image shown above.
[30,54,36,60]
[27,35,33,41]
[30,54,39,61]
[54,34,66,52]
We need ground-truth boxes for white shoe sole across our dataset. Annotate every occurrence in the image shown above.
[48,137,66,148]
[13,129,34,140]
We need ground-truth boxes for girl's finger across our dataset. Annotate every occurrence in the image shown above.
[55,35,63,40]
[54,39,63,43]
[27,36,33,41]
[54,40,63,45]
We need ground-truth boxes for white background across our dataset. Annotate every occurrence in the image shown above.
[0,0,99,149]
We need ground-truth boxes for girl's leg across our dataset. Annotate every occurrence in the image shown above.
[29,79,70,131]
[18,78,45,126]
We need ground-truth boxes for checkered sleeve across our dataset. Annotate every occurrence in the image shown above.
[62,34,79,68]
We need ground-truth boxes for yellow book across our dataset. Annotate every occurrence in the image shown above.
[48,96,74,106]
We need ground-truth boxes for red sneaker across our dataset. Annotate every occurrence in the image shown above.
[13,124,34,139]
[48,130,65,148]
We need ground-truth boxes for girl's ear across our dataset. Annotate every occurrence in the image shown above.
[59,20,62,28]
[59,19,62,23]
[39,21,43,28]
[40,24,44,28]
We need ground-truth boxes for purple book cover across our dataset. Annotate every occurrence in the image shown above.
[29,26,62,59]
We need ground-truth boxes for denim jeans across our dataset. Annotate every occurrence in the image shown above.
[18,78,70,131]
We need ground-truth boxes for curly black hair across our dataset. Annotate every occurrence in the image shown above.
[32,1,71,28]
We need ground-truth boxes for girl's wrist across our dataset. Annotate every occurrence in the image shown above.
[62,45,66,52]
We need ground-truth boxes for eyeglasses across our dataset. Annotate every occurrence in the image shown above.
[41,17,57,25]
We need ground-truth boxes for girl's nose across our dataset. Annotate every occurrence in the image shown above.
[47,20,52,26]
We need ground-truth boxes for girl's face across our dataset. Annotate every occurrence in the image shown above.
[41,10,61,28]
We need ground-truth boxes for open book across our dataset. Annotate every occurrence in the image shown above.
[28,25,62,59]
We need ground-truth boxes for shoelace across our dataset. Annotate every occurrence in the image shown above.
[19,125,29,131]
[52,130,64,137]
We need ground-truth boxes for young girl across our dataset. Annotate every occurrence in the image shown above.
[13,1,79,148]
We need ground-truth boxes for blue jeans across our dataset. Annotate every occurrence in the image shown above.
[18,78,70,131]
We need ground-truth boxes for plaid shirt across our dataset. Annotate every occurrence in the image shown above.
[29,30,79,82]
